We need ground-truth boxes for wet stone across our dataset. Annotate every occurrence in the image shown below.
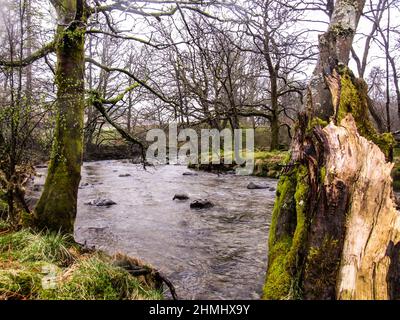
[182,172,198,176]
[118,173,131,177]
[190,199,214,209]
[247,182,269,189]
[84,198,117,207]
[173,193,190,200]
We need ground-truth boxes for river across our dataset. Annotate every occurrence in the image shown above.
[33,160,276,299]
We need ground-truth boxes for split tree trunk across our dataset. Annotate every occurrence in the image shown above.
[264,0,400,300]
[34,1,86,233]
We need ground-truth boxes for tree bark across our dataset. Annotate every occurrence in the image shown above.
[34,0,86,233]
[308,0,365,120]
[269,112,279,151]
[264,0,400,300]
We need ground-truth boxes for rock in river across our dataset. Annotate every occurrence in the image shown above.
[247,182,268,190]
[79,182,92,189]
[173,193,190,200]
[118,173,131,177]
[84,198,117,207]
[182,172,198,176]
[190,199,214,209]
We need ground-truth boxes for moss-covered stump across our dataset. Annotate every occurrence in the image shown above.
[265,66,399,300]
[264,113,400,300]
[264,114,400,299]
[0,223,163,300]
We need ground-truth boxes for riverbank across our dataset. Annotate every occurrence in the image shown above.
[188,150,289,179]
[0,220,163,300]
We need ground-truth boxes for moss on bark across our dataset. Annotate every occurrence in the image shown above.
[337,67,395,158]
[34,2,86,233]
[263,165,310,299]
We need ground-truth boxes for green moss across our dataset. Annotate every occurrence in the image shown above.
[263,237,292,299]
[337,67,395,158]
[264,172,296,299]
[34,160,78,233]
[303,236,340,298]
[0,269,43,298]
[188,149,289,178]
[253,151,289,178]
[267,172,297,247]
[288,166,309,268]
[319,166,326,184]
[307,117,328,133]
[264,165,310,300]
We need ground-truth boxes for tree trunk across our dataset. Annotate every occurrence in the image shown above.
[264,0,400,300]
[308,0,365,121]
[269,113,279,151]
[34,1,86,233]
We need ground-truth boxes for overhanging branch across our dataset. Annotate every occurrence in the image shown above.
[0,41,55,67]
[85,57,176,106]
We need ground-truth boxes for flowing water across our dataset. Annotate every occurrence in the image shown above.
[34,160,277,299]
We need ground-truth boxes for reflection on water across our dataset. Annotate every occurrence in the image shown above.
[39,160,276,299]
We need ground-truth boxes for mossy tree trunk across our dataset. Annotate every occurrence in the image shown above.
[264,0,400,300]
[34,0,87,233]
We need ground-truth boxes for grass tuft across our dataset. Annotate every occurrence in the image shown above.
[0,226,162,300]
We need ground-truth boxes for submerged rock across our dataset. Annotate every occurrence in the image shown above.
[84,198,117,206]
[190,199,214,209]
[173,193,190,200]
[247,182,269,189]
[118,173,131,177]
[269,187,276,192]
[79,182,92,189]
[182,172,198,176]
